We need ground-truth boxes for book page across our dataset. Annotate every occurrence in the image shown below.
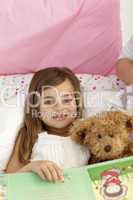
[6,168,95,200]
[92,170,133,200]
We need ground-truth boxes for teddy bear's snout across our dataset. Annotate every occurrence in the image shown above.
[104,145,112,153]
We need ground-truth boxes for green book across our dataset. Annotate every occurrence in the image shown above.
[5,167,96,200]
[0,156,133,200]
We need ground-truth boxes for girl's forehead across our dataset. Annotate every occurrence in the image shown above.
[43,88,75,97]
[42,79,75,96]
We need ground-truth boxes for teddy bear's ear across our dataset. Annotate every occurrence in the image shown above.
[69,119,88,145]
[126,117,133,130]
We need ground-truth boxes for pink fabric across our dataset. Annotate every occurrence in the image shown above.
[0,0,121,75]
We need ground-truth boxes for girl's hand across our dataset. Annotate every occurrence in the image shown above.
[19,160,64,182]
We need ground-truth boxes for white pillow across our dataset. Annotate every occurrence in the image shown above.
[83,90,125,117]
[0,106,24,171]
[0,74,33,106]
[83,85,133,118]
[126,85,133,114]
[80,74,125,117]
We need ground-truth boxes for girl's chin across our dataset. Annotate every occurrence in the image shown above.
[52,122,69,129]
[50,120,71,128]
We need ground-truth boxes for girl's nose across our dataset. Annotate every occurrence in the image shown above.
[54,99,64,110]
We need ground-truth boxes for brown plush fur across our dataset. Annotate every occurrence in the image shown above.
[70,111,133,164]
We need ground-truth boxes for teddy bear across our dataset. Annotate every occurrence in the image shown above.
[69,111,133,164]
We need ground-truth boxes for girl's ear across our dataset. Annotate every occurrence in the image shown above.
[69,119,88,145]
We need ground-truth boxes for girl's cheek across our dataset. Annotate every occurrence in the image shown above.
[69,107,78,117]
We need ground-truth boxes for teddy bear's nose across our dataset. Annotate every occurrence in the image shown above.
[104,145,112,152]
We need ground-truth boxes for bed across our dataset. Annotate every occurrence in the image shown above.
[0,1,133,199]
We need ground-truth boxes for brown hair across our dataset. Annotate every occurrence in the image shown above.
[18,67,82,164]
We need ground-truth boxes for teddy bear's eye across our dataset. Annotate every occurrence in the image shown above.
[109,134,114,138]
[97,134,102,139]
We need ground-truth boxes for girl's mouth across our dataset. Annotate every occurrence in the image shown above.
[52,113,68,121]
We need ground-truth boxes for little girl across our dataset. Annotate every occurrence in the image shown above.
[6,67,90,182]
[117,35,133,84]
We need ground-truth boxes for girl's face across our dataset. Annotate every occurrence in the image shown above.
[40,79,79,129]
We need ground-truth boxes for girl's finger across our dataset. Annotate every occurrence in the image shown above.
[52,163,64,182]
[47,165,58,182]
[42,166,53,182]
[35,170,46,181]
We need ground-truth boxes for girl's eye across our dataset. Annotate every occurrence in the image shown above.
[62,98,73,104]
[98,134,102,139]
[44,99,55,105]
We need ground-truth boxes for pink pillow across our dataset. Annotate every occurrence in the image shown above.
[0,0,121,75]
